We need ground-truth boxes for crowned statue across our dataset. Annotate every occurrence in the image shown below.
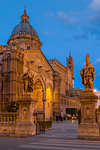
[80,53,95,90]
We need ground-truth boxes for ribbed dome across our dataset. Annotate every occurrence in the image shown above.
[11,23,38,37]
[11,10,38,37]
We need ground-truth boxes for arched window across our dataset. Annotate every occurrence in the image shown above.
[7,55,11,72]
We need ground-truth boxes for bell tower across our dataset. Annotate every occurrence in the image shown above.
[67,53,74,77]
[66,53,74,88]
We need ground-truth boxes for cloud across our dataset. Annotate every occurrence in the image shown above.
[44,31,50,36]
[46,12,54,17]
[89,27,100,40]
[95,58,100,64]
[64,35,72,41]
[89,14,100,39]
[45,11,79,26]
[45,10,100,40]
[74,30,88,40]
[56,11,78,25]
[89,14,100,26]
[89,0,100,11]
[97,72,100,77]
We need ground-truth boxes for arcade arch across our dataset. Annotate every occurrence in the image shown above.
[45,84,53,120]
[34,78,44,113]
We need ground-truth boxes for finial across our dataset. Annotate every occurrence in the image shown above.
[86,53,90,66]
[21,6,29,24]
[24,9,26,15]
[24,5,26,15]
[69,52,71,58]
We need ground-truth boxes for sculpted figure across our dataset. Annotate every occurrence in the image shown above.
[80,53,95,90]
[23,70,34,93]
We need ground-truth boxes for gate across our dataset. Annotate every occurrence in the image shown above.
[36,111,45,134]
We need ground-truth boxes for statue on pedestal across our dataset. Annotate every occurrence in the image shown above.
[78,53,99,139]
[23,70,34,93]
[80,53,95,90]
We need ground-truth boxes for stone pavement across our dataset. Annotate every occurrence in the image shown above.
[1,120,100,150]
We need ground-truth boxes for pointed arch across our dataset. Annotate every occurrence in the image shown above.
[34,75,46,98]
[45,83,53,120]
[46,83,53,95]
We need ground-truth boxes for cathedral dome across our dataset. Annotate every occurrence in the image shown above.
[11,10,38,37]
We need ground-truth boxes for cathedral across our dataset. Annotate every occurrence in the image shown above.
[0,10,79,121]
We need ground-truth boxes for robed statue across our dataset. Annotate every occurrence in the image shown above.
[23,70,34,93]
[80,53,95,90]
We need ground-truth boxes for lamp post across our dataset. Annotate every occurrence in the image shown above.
[42,99,46,133]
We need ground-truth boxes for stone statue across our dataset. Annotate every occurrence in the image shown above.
[80,53,95,90]
[23,70,34,93]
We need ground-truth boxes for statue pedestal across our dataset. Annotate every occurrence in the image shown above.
[78,90,100,139]
[15,94,37,137]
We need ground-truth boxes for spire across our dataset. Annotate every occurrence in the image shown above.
[21,9,29,24]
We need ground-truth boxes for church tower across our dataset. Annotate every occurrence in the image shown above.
[67,53,74,77]
[66,53,74,88]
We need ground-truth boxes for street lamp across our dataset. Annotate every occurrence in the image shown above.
[94,89,97,93]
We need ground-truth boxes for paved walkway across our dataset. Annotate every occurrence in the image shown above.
[1,121,100,150]
[40,120,78,139]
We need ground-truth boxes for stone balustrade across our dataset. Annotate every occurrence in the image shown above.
[0,112,18,125]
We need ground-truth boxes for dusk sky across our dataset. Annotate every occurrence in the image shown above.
[0,0,100,90]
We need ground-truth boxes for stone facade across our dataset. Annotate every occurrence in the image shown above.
[49,57,80,118]
[0,10,79,124]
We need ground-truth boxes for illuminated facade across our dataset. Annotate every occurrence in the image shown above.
[0,10,79,120]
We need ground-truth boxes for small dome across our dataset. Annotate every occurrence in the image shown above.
[11,10,38,37]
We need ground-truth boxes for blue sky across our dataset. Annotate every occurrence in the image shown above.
[0,0,100,90]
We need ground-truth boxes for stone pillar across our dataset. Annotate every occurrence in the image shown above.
[53,72,61,120]
[15,94,37,136]
[42,99,46,133]
[78,90,99,138]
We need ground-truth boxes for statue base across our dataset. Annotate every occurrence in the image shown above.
[78,89,100,139]
[78,123,99,137]
[15,94,38,137]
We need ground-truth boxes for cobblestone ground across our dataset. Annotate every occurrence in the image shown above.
[1,120,100,150]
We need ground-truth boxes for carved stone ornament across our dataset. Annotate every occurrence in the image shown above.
[85,107,92,118]
[80,53,95,90]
